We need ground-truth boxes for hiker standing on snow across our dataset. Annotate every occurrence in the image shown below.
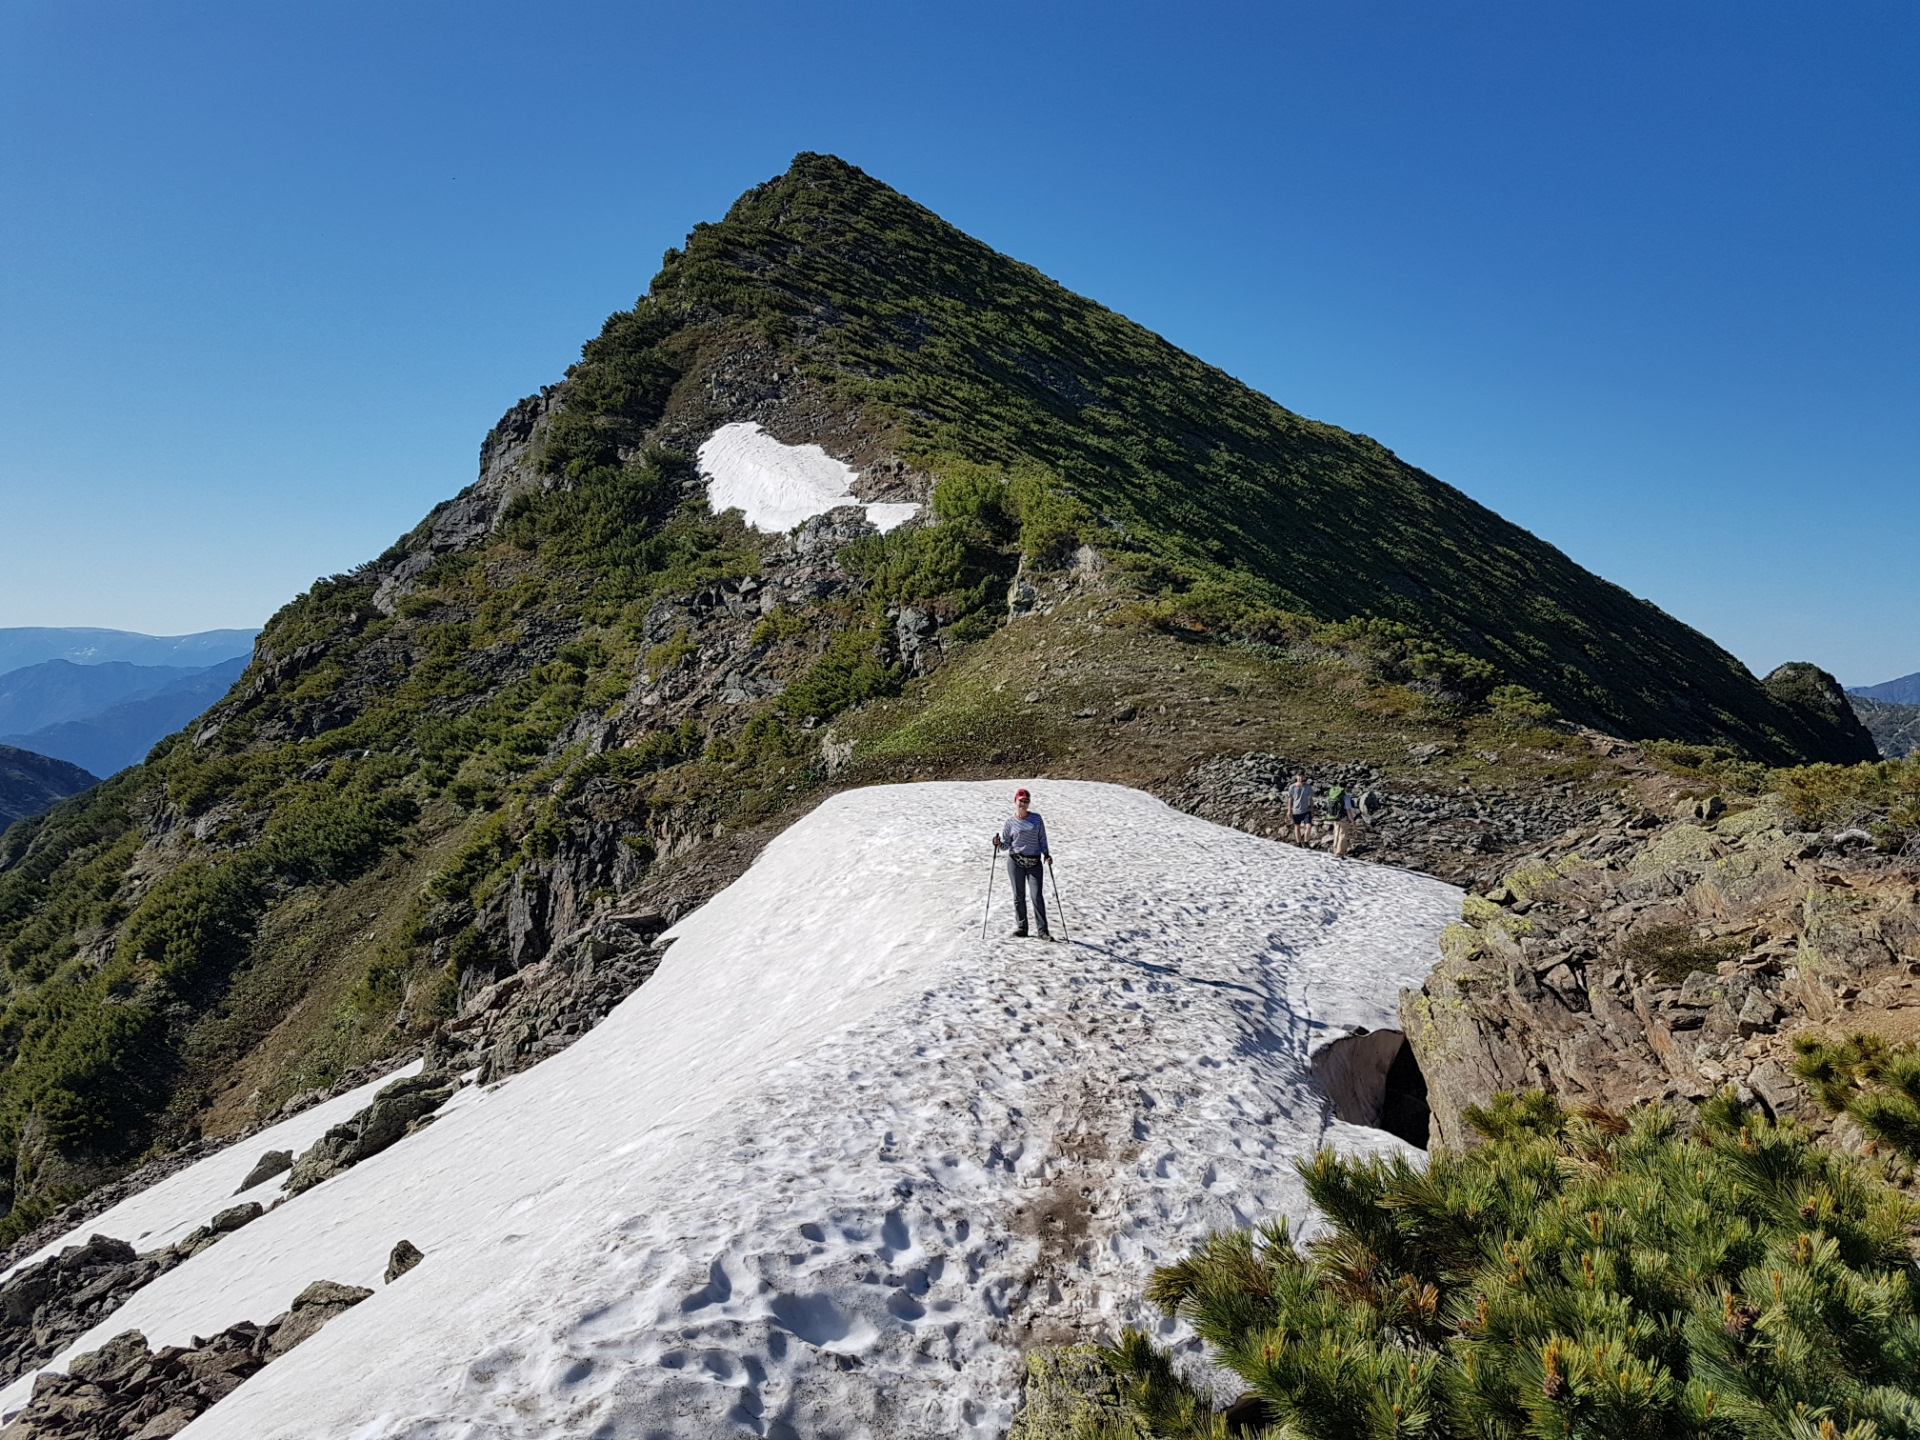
[1329,783,1359,858]
[1287,772,1315,845]
[992,787,1052,939]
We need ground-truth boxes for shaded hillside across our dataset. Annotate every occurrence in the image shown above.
[1852,693,1920,758]
[0,748,97,830]
[0,153,1880,1235]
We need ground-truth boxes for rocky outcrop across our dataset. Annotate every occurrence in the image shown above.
[0,1281,371,1439]
[1763,662,1879,765]
[283,1073,459,1195]
[426,915,670,1084]
[0,1205,262,1388]
[1403,791,1920,1149]
[1164,750,1604,885]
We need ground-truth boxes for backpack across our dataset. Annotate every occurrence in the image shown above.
[1327,786,1347,813]
[1358,788,1383,819]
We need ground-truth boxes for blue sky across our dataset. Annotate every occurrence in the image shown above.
[1,1,1914,685]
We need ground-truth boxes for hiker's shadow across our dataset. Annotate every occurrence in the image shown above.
[1063,937,1266,1000]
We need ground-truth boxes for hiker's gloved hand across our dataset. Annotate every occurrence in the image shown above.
[1044,854,1053,867]
[992,835,1002,850]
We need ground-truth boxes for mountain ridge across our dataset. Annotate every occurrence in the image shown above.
[1851,670,1920,706]
[0,630,257,677]
[0,151,1883,1237]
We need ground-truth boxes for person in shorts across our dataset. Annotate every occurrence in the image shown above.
[1286,773,1315,845]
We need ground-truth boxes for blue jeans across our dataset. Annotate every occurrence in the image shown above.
[1007,854,1048,934]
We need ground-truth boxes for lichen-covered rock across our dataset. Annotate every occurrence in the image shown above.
[1007,1345,1145,1440]
[1403,776,1919,1148]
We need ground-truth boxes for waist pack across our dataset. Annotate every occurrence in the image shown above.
[1012,853,1043,872]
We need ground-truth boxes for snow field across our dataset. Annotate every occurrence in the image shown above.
[0,1062,423,1293]
[696,423,919,534]
[3,782,1458,1438]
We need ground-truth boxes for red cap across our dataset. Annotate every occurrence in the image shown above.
[1014,788,1030,800]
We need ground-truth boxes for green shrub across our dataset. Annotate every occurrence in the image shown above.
[930,464,1017,540]
[782,624,902,723]
[1489,685,1558,726]
[749,607,810,646]
[1130,1090,1920,1439]
[1792,1033,1920,1163]
[1773,759,1920,838]
[644,629,696,676]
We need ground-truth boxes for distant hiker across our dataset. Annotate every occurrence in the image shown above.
[1287,773,1315,844]
[1328,784,1358,857]
[992,787,1052,939]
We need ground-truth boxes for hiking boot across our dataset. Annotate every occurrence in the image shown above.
[1036,931,1055,942]
[1011,929,1028,938]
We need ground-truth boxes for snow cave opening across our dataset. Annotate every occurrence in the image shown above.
[1311,1028,1430,1149]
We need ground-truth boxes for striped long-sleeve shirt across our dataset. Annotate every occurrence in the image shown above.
[999,812,1050,856]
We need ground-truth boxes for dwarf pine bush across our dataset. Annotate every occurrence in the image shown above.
[1793,1034,1920,1165]
[1117,1091,1920,1439]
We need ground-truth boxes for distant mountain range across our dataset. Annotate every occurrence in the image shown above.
[1849,671,1920,706]
[0,626,257,674]
[0,655,250,779]
[0,629,258,802]
[0,745,98,830]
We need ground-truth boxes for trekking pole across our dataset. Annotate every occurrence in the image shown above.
[980,848,997,940]
[1048,861,1069,943]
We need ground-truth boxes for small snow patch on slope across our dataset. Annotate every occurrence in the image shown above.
[10,783,1456,1439]
[697,423,918,534]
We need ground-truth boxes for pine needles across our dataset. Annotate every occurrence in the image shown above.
[1122,1090,1920,1439]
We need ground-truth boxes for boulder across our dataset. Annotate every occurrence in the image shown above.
[234,1150,292,1194]
[384,1240,425,1284]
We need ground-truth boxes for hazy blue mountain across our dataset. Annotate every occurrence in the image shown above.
[0,659,213,735]
[1,655,248,776]
[0,745,98,829]
[0,627,257,677]
[1849,672,1920,706]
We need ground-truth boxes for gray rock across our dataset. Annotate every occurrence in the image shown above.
[1737,989,1782,1036]
[209,1203,262,1234]
[285,1074,458,1195]
[262,1281,375,1360]
[234,1150,293,1194]
[384,1240,425,1284]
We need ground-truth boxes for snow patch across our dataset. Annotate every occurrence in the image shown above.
[0,1062,423,1288]
[697,423,918,534]
[3,782,1457,1438]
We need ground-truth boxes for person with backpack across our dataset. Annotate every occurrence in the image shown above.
[992,787,1052,939]
[1328,784,1359,857]
[1286,773,1315,845]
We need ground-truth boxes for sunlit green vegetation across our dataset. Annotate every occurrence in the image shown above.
[1084,1091,1920,1438]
